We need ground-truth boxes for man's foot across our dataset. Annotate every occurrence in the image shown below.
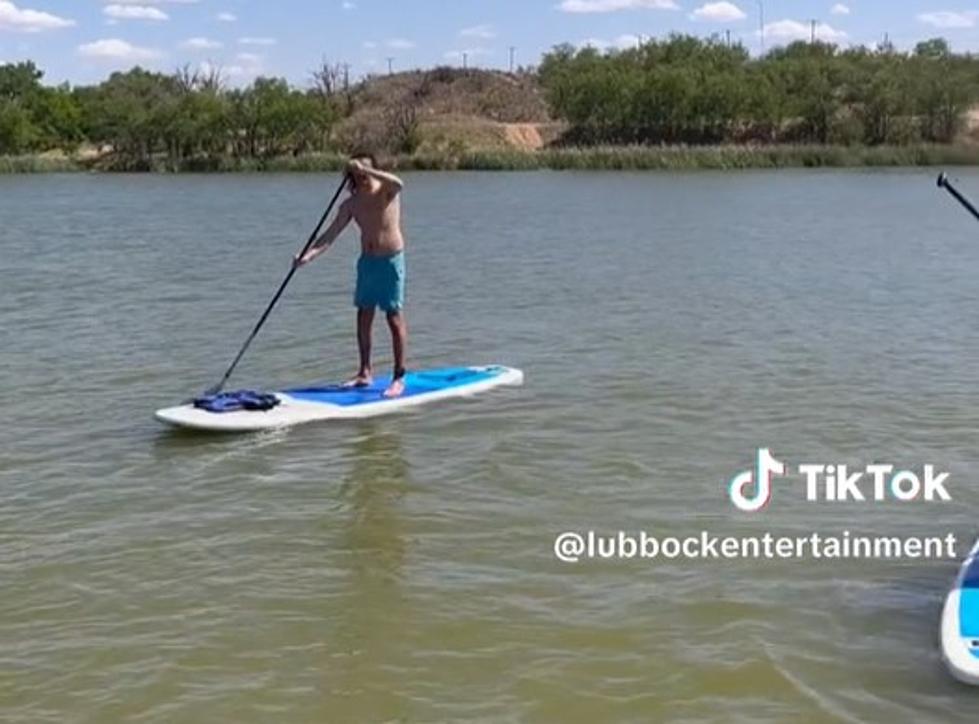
[342,373,372,388]
[383,377,405,399]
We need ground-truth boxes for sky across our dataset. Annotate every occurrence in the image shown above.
[1,0,978,87]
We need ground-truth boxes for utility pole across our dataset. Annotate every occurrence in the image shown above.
[386,57,394,75]
[757,0,765,55]
[509,46,515,73]
[810,19,816,44]
[725,29,731,47]
[462,51,468,69]
[342,63,350,91]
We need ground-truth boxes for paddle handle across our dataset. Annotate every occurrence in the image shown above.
[938,173,979,223]
[206,174,349,396]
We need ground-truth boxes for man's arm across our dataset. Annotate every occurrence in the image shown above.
[296,198,353,266]
[355,161,404,196]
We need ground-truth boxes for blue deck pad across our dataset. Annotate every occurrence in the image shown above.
[960,554,979,653]
[285,367,505,407]
[961,589,979,636]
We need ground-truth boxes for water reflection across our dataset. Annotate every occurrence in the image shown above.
[327,425,413,716]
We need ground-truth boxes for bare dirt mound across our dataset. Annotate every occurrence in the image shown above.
[503,123,543,150]
[334,68,552,153]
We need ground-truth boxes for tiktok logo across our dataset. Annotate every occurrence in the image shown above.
[728,448,786,513]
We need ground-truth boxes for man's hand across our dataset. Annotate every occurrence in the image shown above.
[297,198,352,268]
[345,159,403,197]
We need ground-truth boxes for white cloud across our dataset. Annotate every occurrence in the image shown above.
[342,0,355,8]
[616,33,642,48]
[197,60,256,84]
[761,19,847,42]
[460,23,495,39]
[691,2,746,22]
[362,40,377,49]
[103,5,169,21]
[77,38,162,60]
[201,59,243,73]
[196,59,220,75]
[227,50,263,79]
[0,1,74,32]
[578,34,643,50]
[386,37,414,49]
[559,0,677,13]
[238,36,276,45]
[181,36,222,49]
[917,11,978,29]
[830,3,850,15]
[216,11,236,22]
[444,47,491,60]
[109,0,199,4]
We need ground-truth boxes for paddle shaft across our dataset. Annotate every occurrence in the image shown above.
[206,174,349,395]
[938,172,979,223]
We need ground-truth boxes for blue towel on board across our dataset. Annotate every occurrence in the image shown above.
[193,390,280,413]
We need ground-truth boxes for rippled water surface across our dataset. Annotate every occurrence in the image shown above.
[4,170,979,722]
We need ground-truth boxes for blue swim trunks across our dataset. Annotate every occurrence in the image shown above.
[355,251,405,313]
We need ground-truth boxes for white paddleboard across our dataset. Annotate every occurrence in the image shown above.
[942,537,979,685]
[156,365,524,432]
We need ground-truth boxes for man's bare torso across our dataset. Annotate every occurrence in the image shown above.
[350,183,404,256]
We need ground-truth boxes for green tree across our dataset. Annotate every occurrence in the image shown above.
[915,38,951,59]
[32,85,84,150]
[82,67,180,165]
[0,101,35,153]
[0,61,43,101]
[538,33,979,148]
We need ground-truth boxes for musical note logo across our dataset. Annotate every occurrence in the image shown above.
[729,448,786,513]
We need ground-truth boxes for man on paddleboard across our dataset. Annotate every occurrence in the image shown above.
[294,154,408,398]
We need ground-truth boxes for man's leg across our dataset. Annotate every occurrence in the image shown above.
[383,310,407,398]
[346,307,375,387]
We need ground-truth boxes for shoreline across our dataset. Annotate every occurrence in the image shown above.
[4,144,979,173]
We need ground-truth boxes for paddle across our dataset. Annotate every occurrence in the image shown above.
[937,172,979,223]
[203,173,350,396]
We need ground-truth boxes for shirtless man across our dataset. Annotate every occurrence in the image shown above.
[295,154,408,398]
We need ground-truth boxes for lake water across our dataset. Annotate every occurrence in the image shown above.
[3,170,979,722]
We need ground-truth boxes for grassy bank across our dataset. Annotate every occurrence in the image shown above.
[0,154,86,173]
[468,144,979,170]
[4,144,979,173]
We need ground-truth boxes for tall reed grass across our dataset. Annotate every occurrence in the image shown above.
[4,144,979,173]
